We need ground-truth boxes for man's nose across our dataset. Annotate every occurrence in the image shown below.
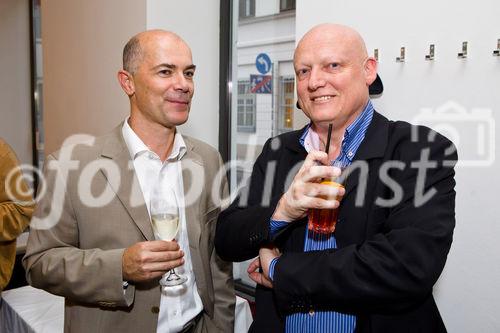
[173,72,190,92]
[308,68,326,91]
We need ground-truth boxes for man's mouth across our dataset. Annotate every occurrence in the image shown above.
[311,95,334,102]
[166,98,189,105]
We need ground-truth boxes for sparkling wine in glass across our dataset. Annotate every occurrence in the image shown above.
[150,186,187,287]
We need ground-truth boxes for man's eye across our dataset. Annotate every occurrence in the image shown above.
[297,69,309,78]
[329,63,339,69]
[185,71,195,78]
[159,69,172,75]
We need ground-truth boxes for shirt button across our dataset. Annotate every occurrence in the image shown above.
[151,306,160,314]
[348,151,354,157]
[309,309,315,316]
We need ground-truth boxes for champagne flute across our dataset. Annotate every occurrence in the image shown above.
[150,186,187,287]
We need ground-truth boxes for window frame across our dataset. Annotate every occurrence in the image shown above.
[277,76,295,134]
[239,0,255,19]
[236,80,257,133]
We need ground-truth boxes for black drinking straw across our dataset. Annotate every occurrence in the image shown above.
[325,123,333,155]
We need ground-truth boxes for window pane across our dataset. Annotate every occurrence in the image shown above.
[231,0,298,288]
[280,0,296,12]
[239,0,255,18]
[277,76,295,134]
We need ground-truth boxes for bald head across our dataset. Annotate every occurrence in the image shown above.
[292,23,378,128]
[123,30,190,74]
[294,24,368,65]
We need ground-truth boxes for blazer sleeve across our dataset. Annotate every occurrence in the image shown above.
[22,154,134,307]
[215,138,282,262]
[273,130,457,314]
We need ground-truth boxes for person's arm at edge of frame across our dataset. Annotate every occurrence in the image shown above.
[0,142,34,241]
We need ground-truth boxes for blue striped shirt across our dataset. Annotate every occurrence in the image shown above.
[269,100,375,333]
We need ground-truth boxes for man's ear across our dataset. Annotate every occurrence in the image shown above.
[364,57,378,86]
[117,70,135,96]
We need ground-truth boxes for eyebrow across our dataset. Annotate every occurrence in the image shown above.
[153,63,197,71]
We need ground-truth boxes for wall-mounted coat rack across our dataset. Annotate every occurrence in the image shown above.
[396,47,405,62]
[458,41,468,58]
[425,44,435,60]
[493,39,500,56]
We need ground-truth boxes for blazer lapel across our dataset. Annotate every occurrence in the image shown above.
[180,137,204,254]
[343,111,389,199]
[180,138,211,309]
[336,111,390,246]
[100,125,154,241]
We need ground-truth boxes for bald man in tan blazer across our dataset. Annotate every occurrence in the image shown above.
[23,30,234,333]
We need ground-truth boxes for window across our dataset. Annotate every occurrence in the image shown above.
[219,0,299,295]
[280,0,296,12]
[239,0,255,19]
[277,76,295,134]
[237,80,256,132]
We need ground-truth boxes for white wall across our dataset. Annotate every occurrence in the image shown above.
[297,1,500,332]
[41,0,220,152]
[0,0,32,164]
[147,0,220,149]
[41,0,146,154]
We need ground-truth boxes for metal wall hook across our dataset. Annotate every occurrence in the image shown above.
[457,41,468,58]
[396,47,405,62]
[374,48,379,61]
[425,44,435,61]
[493,39,500,56]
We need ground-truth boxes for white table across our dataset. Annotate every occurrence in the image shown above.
[1,286,63,333]
[1,286,253,332]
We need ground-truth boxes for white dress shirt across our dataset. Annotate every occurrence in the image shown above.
[122,119,203,333]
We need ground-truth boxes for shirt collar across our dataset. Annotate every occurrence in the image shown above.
[299,99,374,160]
[121,117,187,161]
[343,99,374,149]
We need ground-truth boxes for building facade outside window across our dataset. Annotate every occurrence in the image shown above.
[277,76,295,134]
[227,0,300,289]
[237,80,256,132]
[280,0,296,12]
[239,0,255,18]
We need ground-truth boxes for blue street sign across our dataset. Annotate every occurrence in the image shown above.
[250,74,272,94]
[255,53,272,74]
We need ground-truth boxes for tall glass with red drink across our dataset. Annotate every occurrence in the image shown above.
[308,180,344,234]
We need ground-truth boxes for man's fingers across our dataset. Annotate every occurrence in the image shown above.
[144,240,180,252]
[302,150,329,169]
[147,249,184,263]
[248,270,273,289]
[303,182,344,199]
[144,258,185,272]
[302,165,342,183]
[247,257,260,274]
[301,196,340,210]
[248,271,263,285]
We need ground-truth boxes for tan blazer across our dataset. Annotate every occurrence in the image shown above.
[23,126,235,332]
